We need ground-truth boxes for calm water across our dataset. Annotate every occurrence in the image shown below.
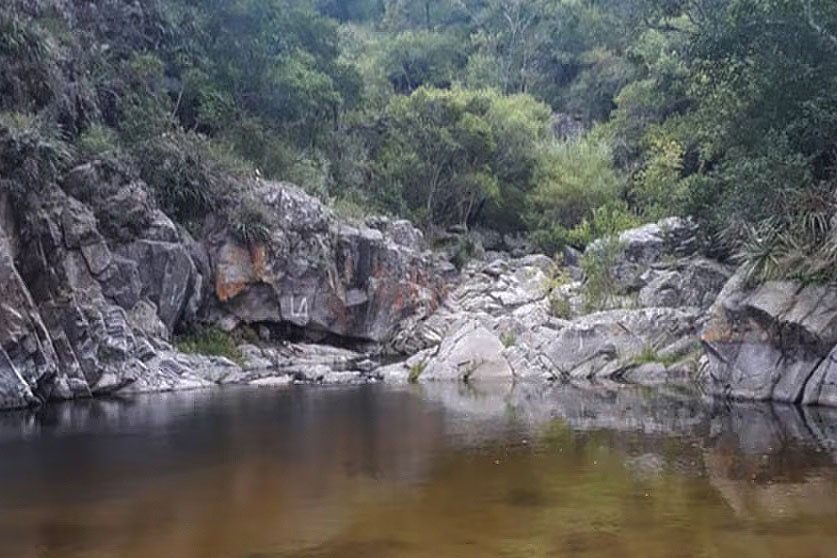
[1,382,837,558]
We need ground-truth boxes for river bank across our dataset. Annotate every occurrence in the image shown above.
[4,160,837,410]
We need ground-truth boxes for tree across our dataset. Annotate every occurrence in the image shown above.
[372,87,552,228]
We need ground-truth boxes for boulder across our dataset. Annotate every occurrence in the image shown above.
[638,257,732,310]
[419,320,513,383]
[701,273,837,405]
[589,217,701,292]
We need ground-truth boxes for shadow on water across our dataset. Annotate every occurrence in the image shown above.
[0,381,836,557]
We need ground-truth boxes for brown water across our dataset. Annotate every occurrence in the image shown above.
[0,382,837,558]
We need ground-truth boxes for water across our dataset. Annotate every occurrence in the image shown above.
[0,382,836,558]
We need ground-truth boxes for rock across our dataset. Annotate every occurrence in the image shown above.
[544,307,701,379]
[589,217,701,293]
[370,218,425,251]
[502,233,533,257]
[321,371,367,385]
[389,254,555,356]
[117,240,196,333]
[128,299,169,340]
[701,274,837,405]
[61,161,155,242]
[211,181,446,344]
[419,320,513,383]
[472,228,503,252]
[638,257,732,310]
[238,344,275,370]
[249,376,293,387]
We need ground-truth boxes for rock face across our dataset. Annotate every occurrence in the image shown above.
[0,131,444,409]
[701,274,837,406]
[210,182,446,343]
[0,154,215,409]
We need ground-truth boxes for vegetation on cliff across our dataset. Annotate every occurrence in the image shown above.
[3,0,837,281]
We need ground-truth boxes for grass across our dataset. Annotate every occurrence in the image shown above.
[631,345,683,368]
[549,294,573,319]
[231,196,272,245]
[542,266,576,319]
[408,360,427,384]
[78,124,122,159]
[501,331,517,348]
[331,195,376,221]
[176,327,243,364]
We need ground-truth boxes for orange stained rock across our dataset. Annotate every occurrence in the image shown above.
[215,242,268,302]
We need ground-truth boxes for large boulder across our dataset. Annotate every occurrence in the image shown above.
[701,273,837,406]
[380,319,514,383]
[421,320,513,382]
[211,181,446,343]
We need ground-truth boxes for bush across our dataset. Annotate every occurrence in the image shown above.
[77,124,121,159]
[526,135,624,244]
[230,197,273,245]
[451,235,479,270]
[374,87,552,228]
[133,131,251,224]
[580,235,625,312]
[0,11,59,112]
[0,111,73,190]
[175,326,243,363]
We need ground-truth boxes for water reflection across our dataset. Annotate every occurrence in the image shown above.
[0,383,835,557]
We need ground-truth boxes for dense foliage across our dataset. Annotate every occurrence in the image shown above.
[3,0,837,279]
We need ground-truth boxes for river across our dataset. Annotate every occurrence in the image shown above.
[0,382,836,557]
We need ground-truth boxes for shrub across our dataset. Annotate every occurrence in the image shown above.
[0,111,72,190]
[77,124,121,159]
[0,11,59,112]
[580,235,625,312]
[451,235,479,270]
[231,197,272,245]
[549,294,573,319]
[133,131,251,225]
[176,326,243,363]
[526,135,624,247]
[500,332,517,348]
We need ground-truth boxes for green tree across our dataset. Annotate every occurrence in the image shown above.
[373,87,552,228]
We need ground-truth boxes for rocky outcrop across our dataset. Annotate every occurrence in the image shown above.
[381,219,729,385]
[0,155,215,407]
[701,274,837,406]
[209,181,447,344]
[0,135,445,409]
